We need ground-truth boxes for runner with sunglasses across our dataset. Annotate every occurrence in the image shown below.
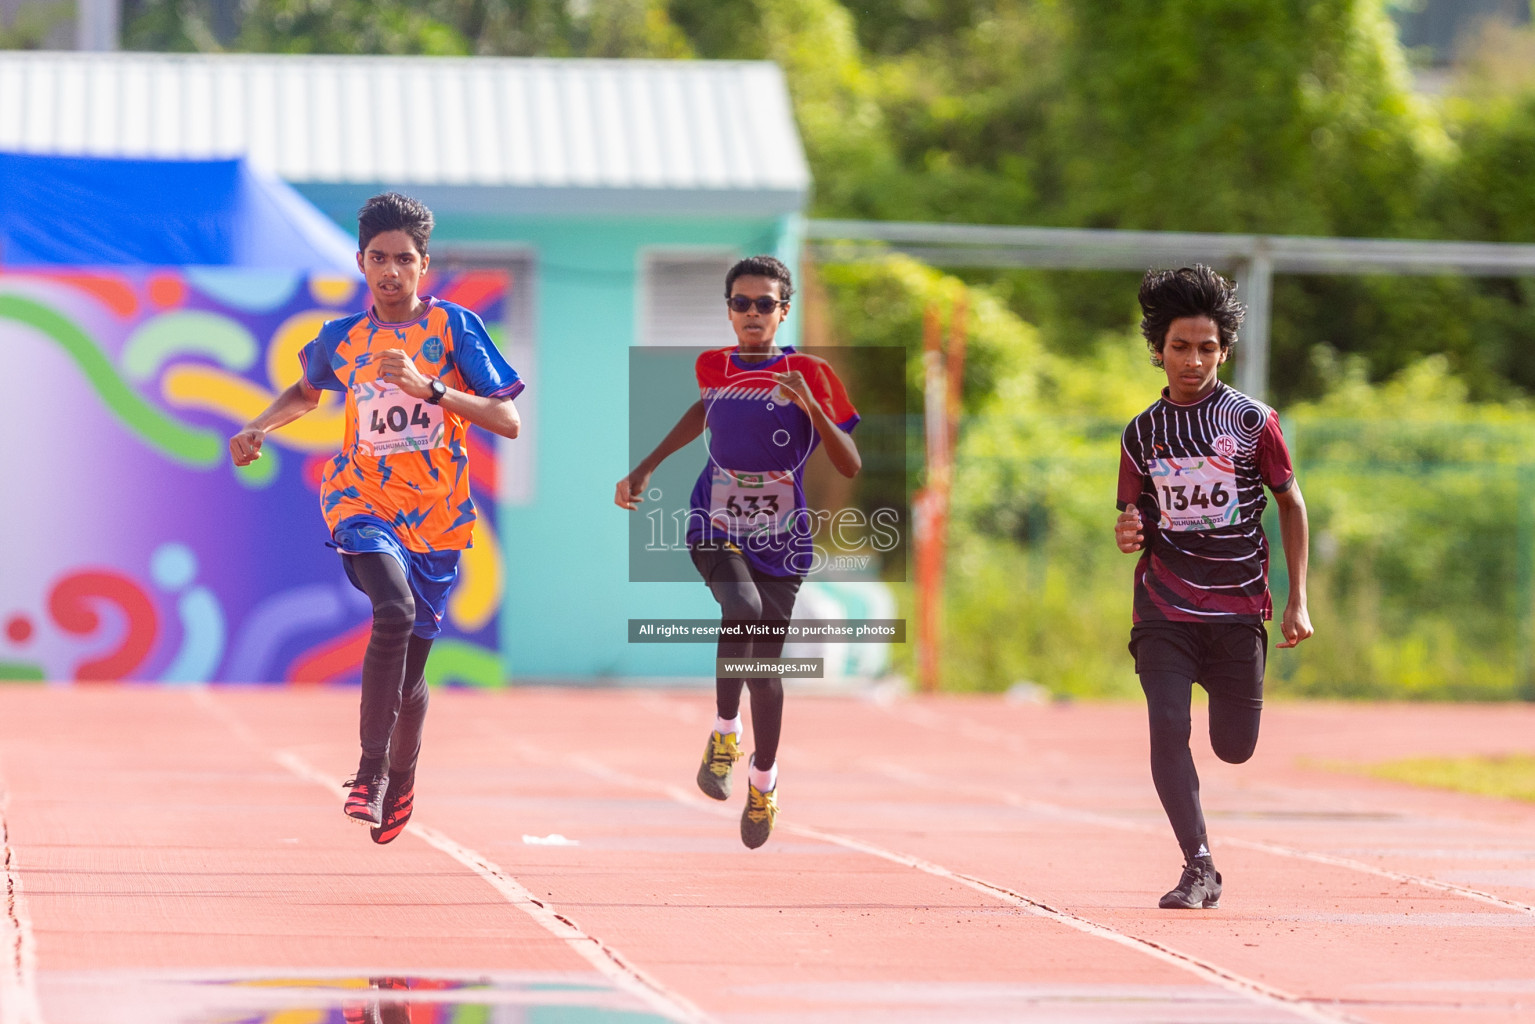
[615,255,861,848]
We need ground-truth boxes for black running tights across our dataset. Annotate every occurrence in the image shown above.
[346,552,432,779]
[695,550,801,772]
[1141,671,1262,860]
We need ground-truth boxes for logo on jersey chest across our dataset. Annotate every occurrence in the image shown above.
[422,336,444,362]
[1212,434,1239,458]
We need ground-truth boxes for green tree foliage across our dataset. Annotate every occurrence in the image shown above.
[1435,14,1535,249]
[235,0,474,54]
[1437,97,1535,245]
[753,0,913,218]
[665,0,764,60]
[789,0,1064,223]
[864,1,1499,405]
[0,0,73,48]
[1053,0,1443,235]
[1259,352,1535,700]
[123,0,693,56]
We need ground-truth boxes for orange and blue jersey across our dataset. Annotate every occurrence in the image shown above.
[688,346,858,576]
[299,297,523,553]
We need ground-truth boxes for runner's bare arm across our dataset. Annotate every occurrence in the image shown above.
[229,378,322,466]
[773,370,861,477]
[1114,506,1144,553]
[376,347,521,440]
[1272,482,1313,648]
[614,400,707,510]
[803,400,861,477]
[443,391,520,439]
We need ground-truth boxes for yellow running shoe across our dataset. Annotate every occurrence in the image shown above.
[740,780,778,849]
[696,729,742,800]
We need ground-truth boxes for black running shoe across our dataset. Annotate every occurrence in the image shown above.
[344,769,388,827]
[370,776,415,845]
[1159,860,1222,909]
[740,779,778,850]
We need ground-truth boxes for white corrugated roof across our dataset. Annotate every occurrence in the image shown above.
[0,51,809,209]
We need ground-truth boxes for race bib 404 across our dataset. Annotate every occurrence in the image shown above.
[1148,456,1239,531]
[356,382,446,456]
[708,467,796,537]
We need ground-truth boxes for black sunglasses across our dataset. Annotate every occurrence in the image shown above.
[727,295,788,314]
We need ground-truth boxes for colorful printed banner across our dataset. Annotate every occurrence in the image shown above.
[0,269,510,686]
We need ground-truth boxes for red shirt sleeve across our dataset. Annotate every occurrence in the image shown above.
[1117,438,1145,510]
[695,348,737,396]
[809,359,860,431]
[1259,410,1295,492]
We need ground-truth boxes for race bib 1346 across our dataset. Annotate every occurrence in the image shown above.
[1147,456,1239,531]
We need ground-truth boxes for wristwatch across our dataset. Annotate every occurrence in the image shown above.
[425,378,447,405]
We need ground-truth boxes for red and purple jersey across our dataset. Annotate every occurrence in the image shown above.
[688,346,859,577]
[1117,382,1294,623]
[300,297,524,553]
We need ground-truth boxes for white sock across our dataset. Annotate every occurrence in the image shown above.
[714,715,742,739]
[749,759,777,792]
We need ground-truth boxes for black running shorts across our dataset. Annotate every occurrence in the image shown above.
[688,541,804,596]
[1129,620,1267,710]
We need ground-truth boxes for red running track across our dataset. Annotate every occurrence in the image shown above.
[2,687,1534,1023]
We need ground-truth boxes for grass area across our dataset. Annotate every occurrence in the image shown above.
[1357,755,1535,803]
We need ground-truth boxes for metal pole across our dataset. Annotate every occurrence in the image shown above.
[1234,244,1273,401]
[915,305,948,694]
[806,219,1535,277]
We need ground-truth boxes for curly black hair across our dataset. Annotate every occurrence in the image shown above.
[1138,265,1244,369]
[725,255,794,301]
[357,192,434,256]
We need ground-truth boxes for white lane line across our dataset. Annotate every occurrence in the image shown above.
[188,690,712,1024]
[538,745,1364,1024]
[0,787,44,1024]
[783,823,1367,1024]
[874,760,1535,916]
[880,704,1535,918]
[411,826,705,1015]
[271,750,713,1024]
[1223,837,1535,916]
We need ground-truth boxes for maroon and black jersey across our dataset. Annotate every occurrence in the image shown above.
[1117,382,1295,623]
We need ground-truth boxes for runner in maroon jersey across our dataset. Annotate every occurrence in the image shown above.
[1114,265,1313,910]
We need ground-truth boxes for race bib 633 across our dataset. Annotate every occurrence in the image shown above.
[708,467,795,537]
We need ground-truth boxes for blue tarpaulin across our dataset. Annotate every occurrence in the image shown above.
[0,151,359,272]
